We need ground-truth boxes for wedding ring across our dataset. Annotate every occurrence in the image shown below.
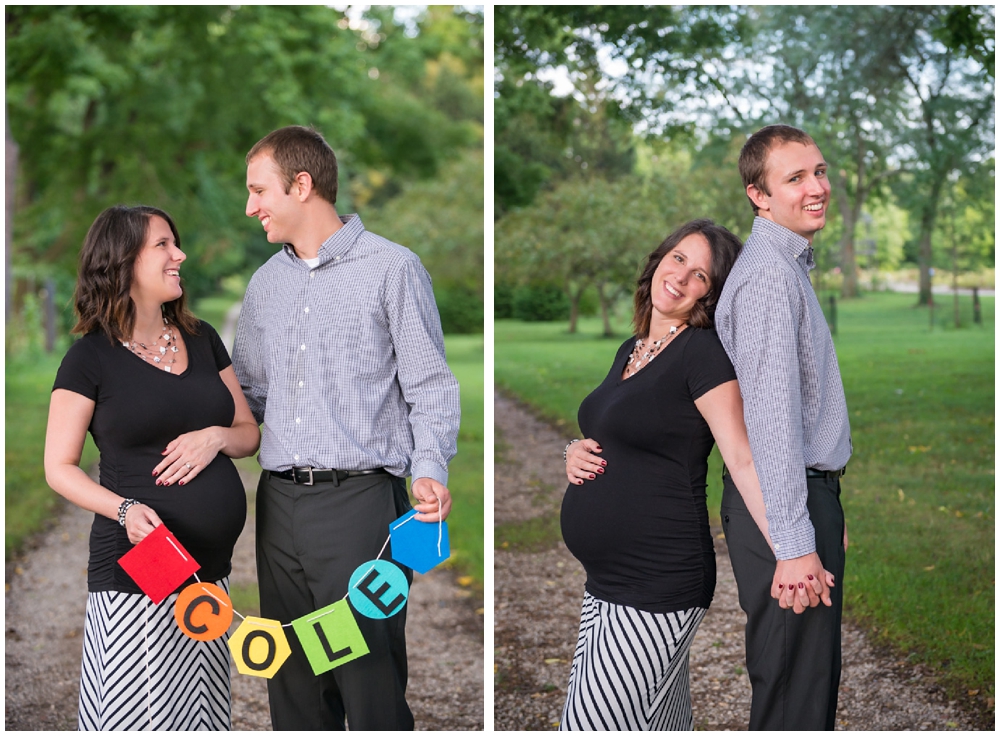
[185,462,192,469]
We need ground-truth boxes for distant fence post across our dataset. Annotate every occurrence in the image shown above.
[973,287,982,325]
[827,294,837,336]
[43,278,56,353]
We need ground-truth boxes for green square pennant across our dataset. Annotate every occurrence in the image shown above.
[291,601,370,675]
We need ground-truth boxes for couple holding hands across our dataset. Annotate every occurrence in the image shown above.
[559,124,851,731]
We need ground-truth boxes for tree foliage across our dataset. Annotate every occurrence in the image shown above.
[6,5,483,323]
[494,4,994,316]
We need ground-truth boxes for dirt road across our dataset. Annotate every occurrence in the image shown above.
[493,391,987,731]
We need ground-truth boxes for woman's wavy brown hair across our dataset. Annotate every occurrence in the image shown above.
[72,205,199,343]
[632,219,743,338]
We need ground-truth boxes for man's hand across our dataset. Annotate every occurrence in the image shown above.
[411,477,452,522]
[771,552,835,614]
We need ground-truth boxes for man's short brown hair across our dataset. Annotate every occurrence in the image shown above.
[738,125,816,215]
[247,126,339,205]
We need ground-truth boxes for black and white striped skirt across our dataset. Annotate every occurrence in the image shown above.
[78,579,231,731]
[560,592,707,731]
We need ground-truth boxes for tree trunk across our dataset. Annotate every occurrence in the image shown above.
[6,115,17,324]
[567,285,581,334]
[833,153,867,299]
[915,177,944,306]
[596,282,614,337]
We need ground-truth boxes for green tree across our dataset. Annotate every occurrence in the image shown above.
[6,5,483,333]
[363,150,484,334]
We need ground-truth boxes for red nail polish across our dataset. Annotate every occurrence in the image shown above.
[807,574,814,580]
[778,584,783,589]
[601,460,607,466]
[589,474,595,479]
[152,471,158,477]
[798,582,804,589]
[597,469,604,474]
[179,480,185,486]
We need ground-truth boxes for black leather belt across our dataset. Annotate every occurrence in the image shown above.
[271,467,389,486]
[723,465,845,480]
[806,467,846,479]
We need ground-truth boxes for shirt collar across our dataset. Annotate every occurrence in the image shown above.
[281,214,365,266]
[750,216,816,272]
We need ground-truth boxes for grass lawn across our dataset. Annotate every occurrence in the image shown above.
[495,290,994,704]
[5,353,99,559]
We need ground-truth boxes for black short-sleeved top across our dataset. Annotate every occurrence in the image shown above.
[53,321,247,594]
[560,327,737,613]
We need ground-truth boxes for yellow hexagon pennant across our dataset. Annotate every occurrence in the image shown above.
[228,616,292,678]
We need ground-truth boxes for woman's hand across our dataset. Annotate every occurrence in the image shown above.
[565,438,606,485]
[153,428,223,486]
[124,503,163,544]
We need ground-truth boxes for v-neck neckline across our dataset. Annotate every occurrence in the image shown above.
[121,330,191,378]
[618,328,688,385]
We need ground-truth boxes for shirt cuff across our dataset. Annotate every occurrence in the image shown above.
[770,521,817,561]
[411,461,448,488]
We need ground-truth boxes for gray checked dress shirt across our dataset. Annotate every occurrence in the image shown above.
[715,217,852,560]
[232,214,460,485]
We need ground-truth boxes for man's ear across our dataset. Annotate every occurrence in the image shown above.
[293,171,314,201]
[746,183,770,213]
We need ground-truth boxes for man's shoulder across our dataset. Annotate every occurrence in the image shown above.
[352,227,422,267]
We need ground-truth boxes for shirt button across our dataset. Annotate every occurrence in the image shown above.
[295,417,301,424]
[304,307,310,313]
[294,454,299,461]
[309,272,315,279]
[775,543,781,550]
[298,381,304,388]
[300,344,306,351]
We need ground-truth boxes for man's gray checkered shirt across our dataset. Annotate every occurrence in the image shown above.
[715,217,851,560]
[232,214,460,485]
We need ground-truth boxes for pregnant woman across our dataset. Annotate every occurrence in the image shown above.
[559,219,829,730]
[44,205,260,730]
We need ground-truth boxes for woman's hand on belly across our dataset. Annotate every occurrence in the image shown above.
[152,428,225,487]
[565,438,606,485]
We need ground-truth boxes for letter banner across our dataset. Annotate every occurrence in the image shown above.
[228,617,292,678]
[118,524,200,604]
[174,583,233,641]
[291,602,369,676]
[348,559,409,619]
[390,509,450,574]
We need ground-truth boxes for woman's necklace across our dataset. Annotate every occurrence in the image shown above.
[624,324,686,378]
[123,317,179,372]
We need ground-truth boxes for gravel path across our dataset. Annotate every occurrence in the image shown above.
[493,390,987,731]
[5,468,484,731]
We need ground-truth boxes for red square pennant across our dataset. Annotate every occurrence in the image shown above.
[118,524,200,604]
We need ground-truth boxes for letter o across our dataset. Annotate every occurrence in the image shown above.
[242,630,277,671]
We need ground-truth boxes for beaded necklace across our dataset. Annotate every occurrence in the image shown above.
[623,323,686,379]
[123,317,179,372]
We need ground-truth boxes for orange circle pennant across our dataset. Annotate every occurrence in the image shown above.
[174,582,234,641]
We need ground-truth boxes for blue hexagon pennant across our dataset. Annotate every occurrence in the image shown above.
[389,509,450,574]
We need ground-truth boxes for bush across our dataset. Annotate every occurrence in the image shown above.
[512,283,568,322]
[435,285,484,334]
[494,281,515,318]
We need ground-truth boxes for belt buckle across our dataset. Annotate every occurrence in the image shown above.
[294,466,314,486]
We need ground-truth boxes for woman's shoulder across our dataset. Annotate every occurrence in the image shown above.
[681,325,732,361]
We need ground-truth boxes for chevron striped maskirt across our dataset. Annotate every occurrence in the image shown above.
[559,593,707,731]
[78,578,231,731]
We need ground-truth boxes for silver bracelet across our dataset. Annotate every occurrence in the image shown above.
[118,498,139,527]
[563,439,580,462]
